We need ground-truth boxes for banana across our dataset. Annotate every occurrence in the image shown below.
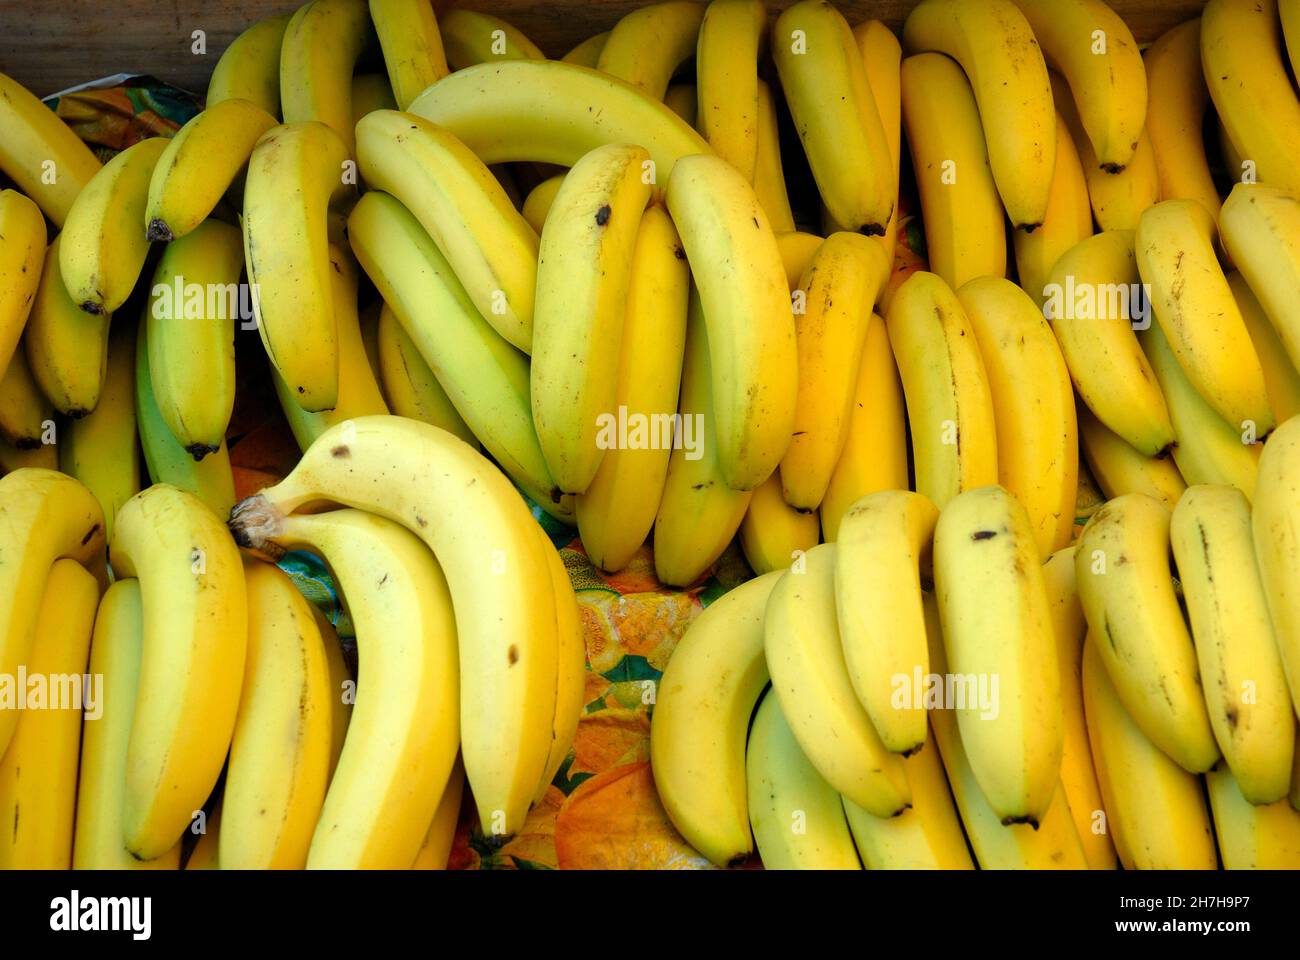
[1042,546,1117,870]
[746,690,862,870]
[899,52,1006,290]
[347,190,569,520]
[0,344,52,449]
[440,8,544,69]
[0,190,47,375]
[412,756,464,870]
[780,233,889,511]
[1220,184,1300,373]
[775,231,823,289]
[1231,271,1300,423]
[0,468,106,757]
[651,295,753,587]
[1202,0,1300,201]
[1254,416,1300,720]
[146,218,245,459]
[1013,113,1092,304]
[650,570,781,866]
[666,78,699,124]
[820,312,909,542]
[923,591,1088,868]
[221,560,333,869]
[144,99,277,242]
[739,471,820,576]
[1207,763,1300,868]
[1013,0,1146,171]
[666,153,797,491]
[58,137,167,316]
[73,579,182,870]
[1074,493,1220,773]
[0,559,97,869]
[563,32,610,67]
[933,485,1063,825]
[1143,19,1219,219]
[1078,403,1185,513]
[229,415,559,842]
[532,144,652,494]
[842,727,974,870]
[110,484,248,860]
[356,110,538,353]
[597,0,705,101]
[59,321,140,541]
[208,14,290,116]
[314,607,352,777]
[1081,635,1218,869]
[753,81,795,234]
[575,203,689,572]
[1137,199,1273,435]
[1140,321,1261,499]
[279,0,371,154]
[773,0,893,235]
[243,121,355,413]
[376,304,477,448]
[884,270,997,510]
[533,525,584,805]
[902,0,1055,230]
[1171,484,1294,804]
[765,543,912,817]
[522,174,565,234]
[369,0,448,110]
[350,73,396,124]
[0,71,101,227]
[1042,230,1175,456]
[696,0,766,180]
[833,490,938,756]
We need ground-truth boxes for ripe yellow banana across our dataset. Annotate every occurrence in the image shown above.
[376,304,477,448]
[229,415,559,842]
[765,543,912,817]
[1253,415,1300,720]
[1220,184,1300,374]
[369,0,448,110]
[208,14,290,116]
[279,0,371,155]
[900,52,1006,290]
[110,484,248,860]
[522,174,565,234]
[145,99,276,242]
[960,277,1078,557]
[696,0,765,181]
[753,81,795,233]
[1143,19,1219,219]
[1202,0,1300,201]
[314,607,351,778]
[1081,635,1218,869]
[575,203,689,572]
[563,32,610,67]
[773,0,893,235]
[903,0,1055,230]
[1231,271,1300,423]
[746,690,862,870]
[833,490,938,756]
[347,191,569,520]
[650,570,781,866]
[665,76,700,126]
[1207,762,1300,868]
[1013,113,1092,304]
[412,756,464,870]
[243,121,355,413]
[533,526,584,806]
[0,343,52,449]
[884,270,997,510]
[1078,405,1186,512]
[1074,493,1220,773]
[0,189,46,374]
[598,0,704,101]
[440,8,544,70]
[738,471,820,576]
[0,71,101,227]
[1042,230,1175,456]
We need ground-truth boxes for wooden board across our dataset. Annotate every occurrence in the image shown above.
[0,0,1208,99]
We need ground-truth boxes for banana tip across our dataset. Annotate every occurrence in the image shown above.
[1099,161,1126,175]
[228,493,286,553]
[1000,814,1041,830]
[146,218,174,243]
[858,222,887,238]
[78,300,105,316]
[185,442,220,462]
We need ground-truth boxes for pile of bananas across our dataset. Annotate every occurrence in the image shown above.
[1,0,1300,871]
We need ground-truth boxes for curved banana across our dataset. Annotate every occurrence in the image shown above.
[765,543,912,817]
[959,276,1078,557]
[207,14,290,116]
[279,0,371,154]
[902,0,1055,230]
[412,756,464,870]
[666,153,797,491]
[439,8,544,70]
[884,270,997,510]
[900,51,1006,290]
[347,190,569,520]
[1074,493,1220,773]
[1232,272,1300,423]
[1013,113,1092,304]
[834,490,938,756]
[228,415,559,842]
[696,0,766,181]
[1254,416,1300,720]
[243,121,355,413]
[221,560,333,869]
[563,32,610,67]
[0,344,52,449]
[1042,230,1175,456]
[1081,635,1218,869]
[739,471,820,576]
[0,71,101,227]
[1144,19,1219,219]
[369,0,448,110]
[775,231,823,289]
[522,174,565,234]
[533,526,584,805]
[376,304,476,448]
[1220,184,1300,373]
[1208,762,1300,869]
[773,0,893,235]
[109,484,248,860]
[1078,404,1185,512]
[0,189,47,375]
[753,81,795,233]
[597,0,705,101]
[575,203,689,572]
[145,99,277,242]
